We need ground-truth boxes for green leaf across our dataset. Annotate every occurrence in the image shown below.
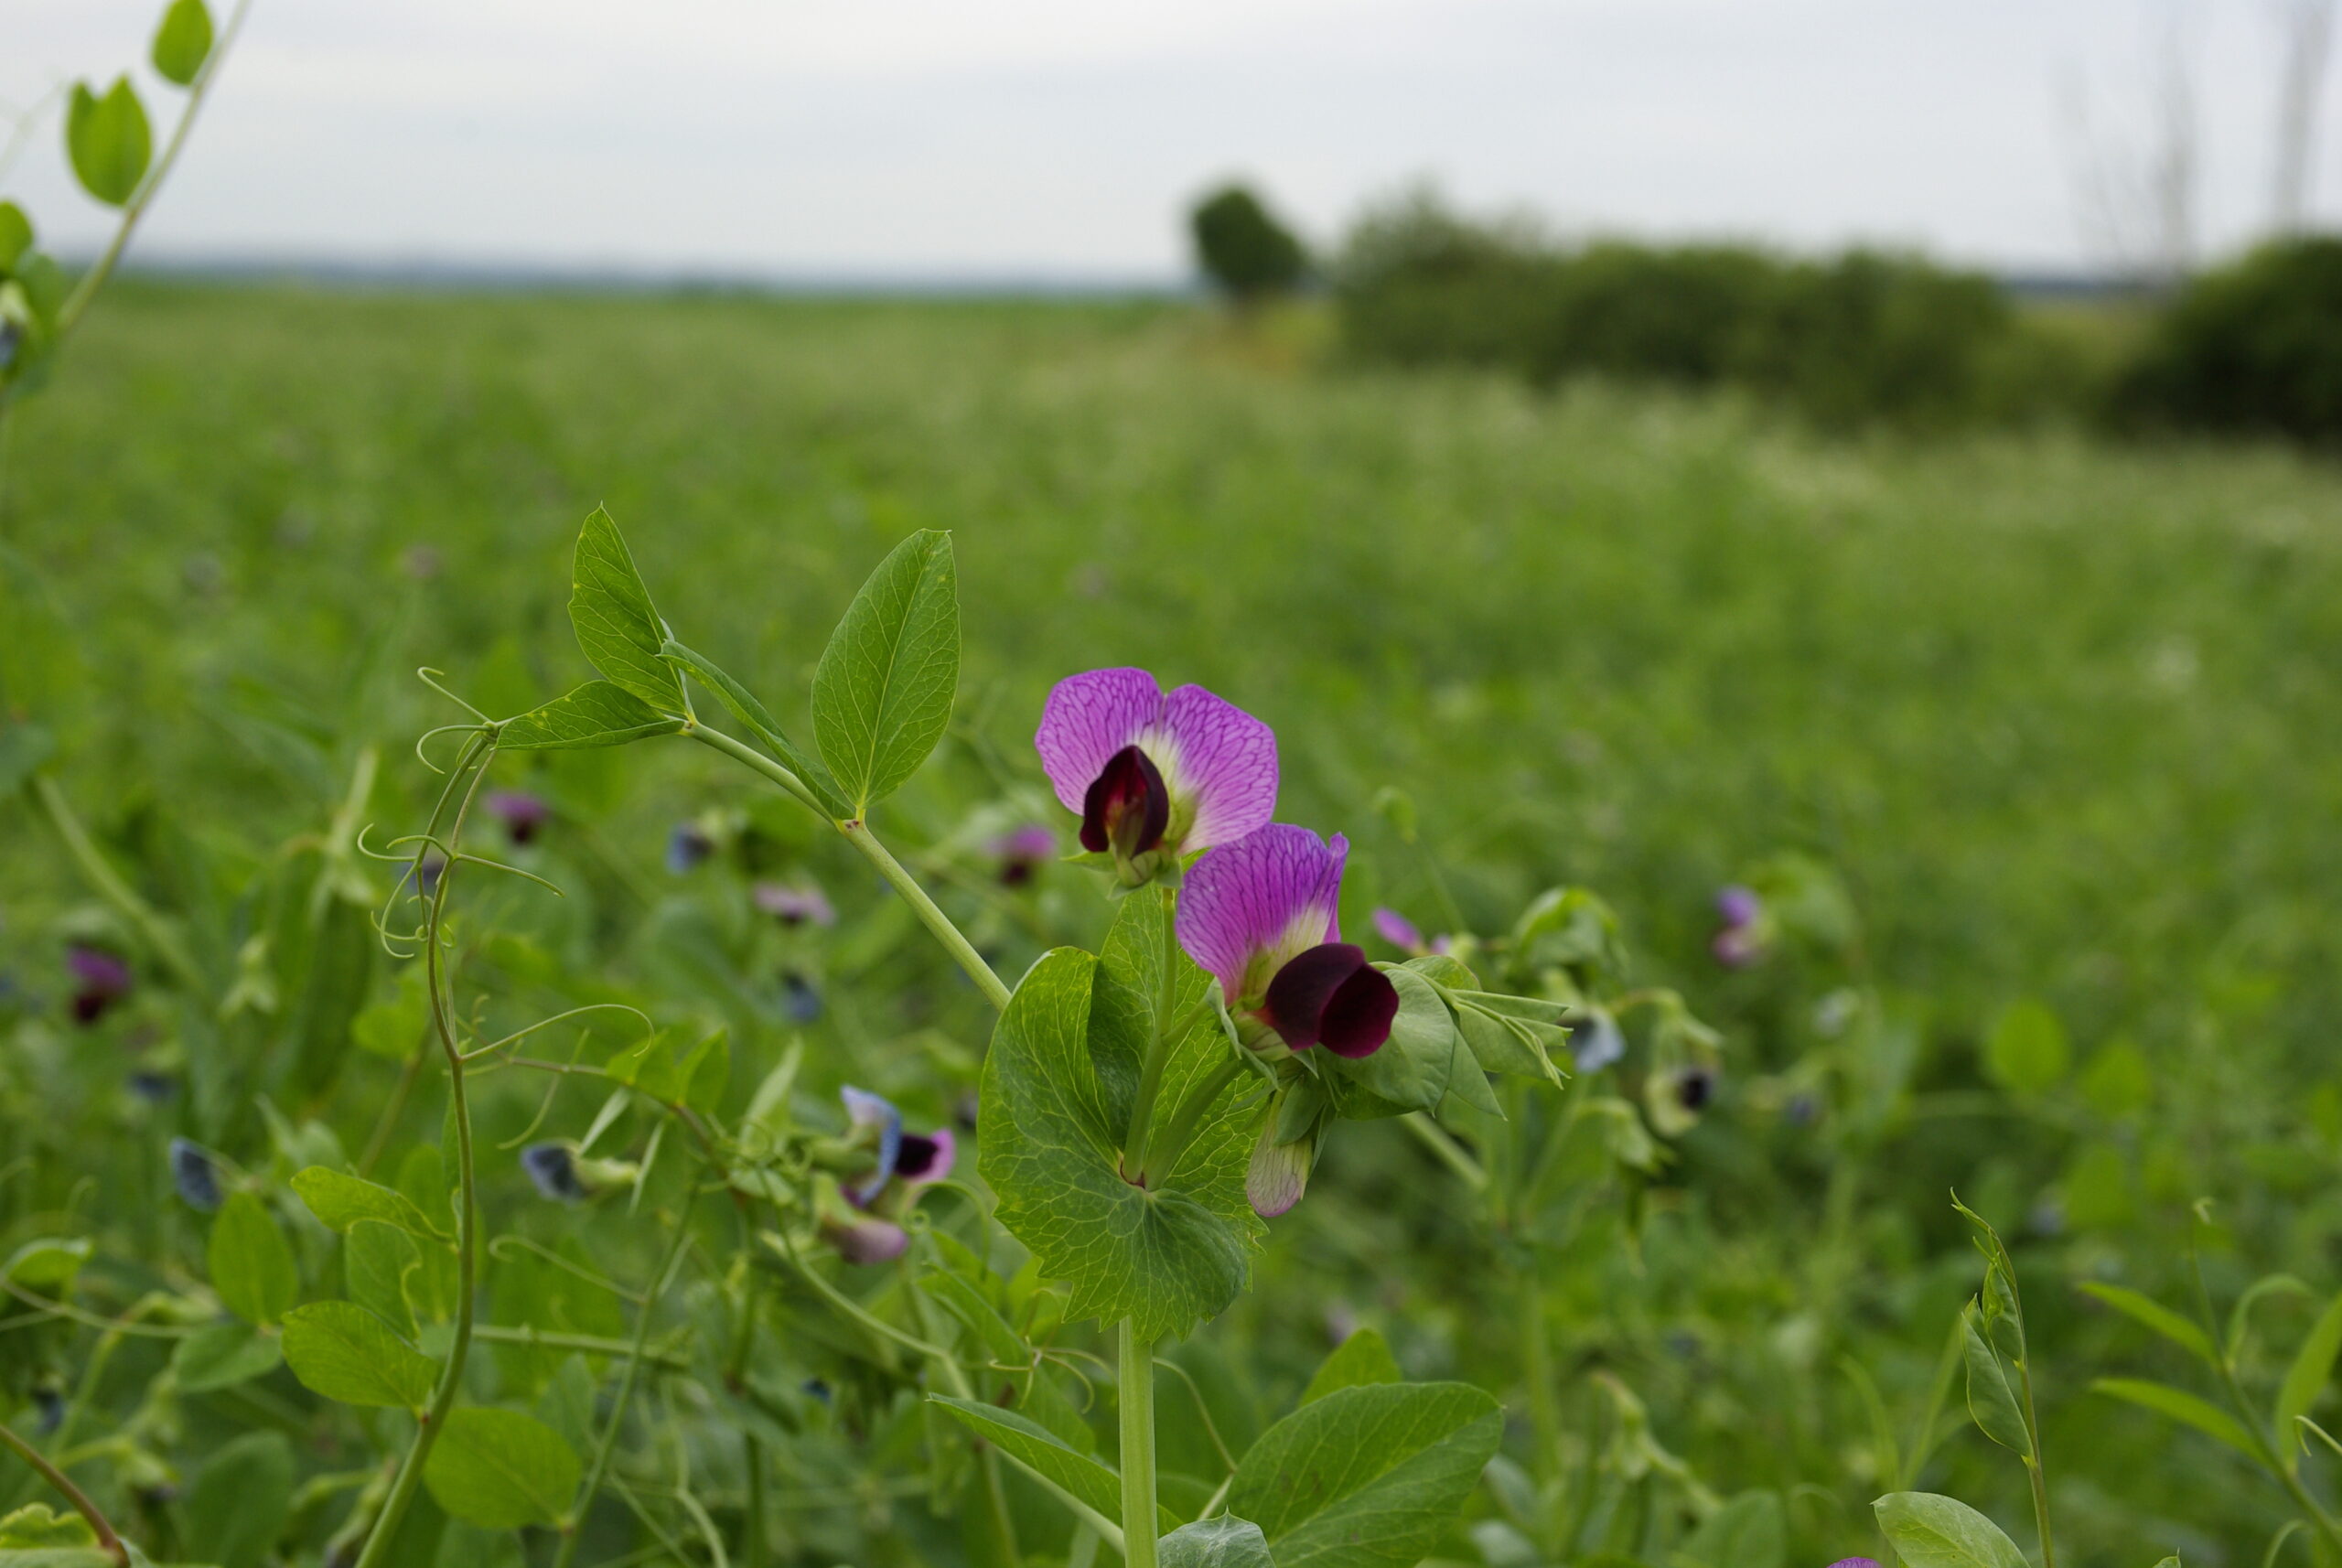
[292,1165,449,1242]
[171,1319,283,1392]
[1323,968,1456,1116]
[423,1407,582,1530]
[288,887,377,1101]
[661,639,849,818]
[0,1507,112,1568]
[1226,1380,1503,1568]
[977,898,1262,1342]
[345,1219,422,1339]
[929,1396,1176,1535]
[0,721,51,797]
[65,79,151,207]
[150,0,215,86]
[606,1025,726,1111]
[1159,1516,1276,1568]
[2277,1291,2342,1458]
[1445,991,1567,1084]
[0,1506,96,1551]
[209,1191,298,1326]
[2077,1282,2217,1367]
[2091,1377,2263,1460]
[280,1300,439,1409]
[811,530,959,817]
[499,681,683,751]
[184,1431,292,1568]
[1984,998,2068,1095]
[3,1238,89,1292]
[1961,1310,2032,1457]
[1678,1489,1785,1568]
[1872,1493,2029,1568]
[1301,1326,1402,1404]
[568,507,685,713]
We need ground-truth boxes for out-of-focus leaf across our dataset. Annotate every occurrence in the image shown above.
[66,79,151,206]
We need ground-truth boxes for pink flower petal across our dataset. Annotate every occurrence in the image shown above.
[1176,825,1348,1003]
[1155,684,1278,852]
[1035,668,1166,815]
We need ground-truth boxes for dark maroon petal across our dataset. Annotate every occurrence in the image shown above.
[67,946,133,995]
[1262,942,1370,1049]
[1317,964,1399,1058]
[895,1132,943,1180]
[1080,745,1170,857]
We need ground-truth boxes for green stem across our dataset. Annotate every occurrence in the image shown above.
[840,821,1012,1012]
[688,724,1012,1012]
[741,1433,767,1568]
[1520,1268,1561,1484]
[349,746,491,1568]
[1119,1318,1159,1568]
[1402,1112,1488,1191]
[54,0,255,342]
[553,1176,702,1568]
[467,1325,691,1373]
[0,1420,129,1568]
[30,775,208,997]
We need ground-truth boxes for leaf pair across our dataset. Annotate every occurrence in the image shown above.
[978,889,1262,1342]
[502,508,960,824]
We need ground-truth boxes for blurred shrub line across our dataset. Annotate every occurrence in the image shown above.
[1333,188,2342,444]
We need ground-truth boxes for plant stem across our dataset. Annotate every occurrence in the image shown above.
[741,1433,767,1568]
[839,820,1012,1012]
[54,0,255,342]
[553,1175,702,1568]
[30,774,208,997]
[0,1419,129,1568]
[1119,1318,1159,1568]
[689,724,1012,1012]
[1520,1268,1562,1484]
[1402,1111,1488,1190]
[466,1325,692,1373]
[349,745,491,1568]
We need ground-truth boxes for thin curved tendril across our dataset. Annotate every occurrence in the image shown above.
[487,1236,648,1305]
[464,1004,652,1064]
[415,667,492,722]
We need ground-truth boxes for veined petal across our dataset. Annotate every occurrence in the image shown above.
[840,1087,903,1206]
[1035,668,1166,815]
[1246,1121,1311,1218]
[1152,684,1277,852]
[1176,825,1348,1004]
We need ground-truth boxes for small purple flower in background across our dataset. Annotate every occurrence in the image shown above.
[839,1086,957,1207]
[1036,668,1277,884]
[521,1144,589,1202]
[1178,825,1398,1060]
[1711,883,1769,968]
[485,790,550,846]
[822,1212,911,1265]
[991,823,1057,886]
[1370,907,1453,959]
[1827,1560,1882,1568]
[169,1137,221,1212]
[755,881,836,928]
[782,973,822,1023]
[128,1071,177,1104]
[666,822,714,875]
[67,946,132,1026]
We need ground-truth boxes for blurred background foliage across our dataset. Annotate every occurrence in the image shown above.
[6,272,2342,1563]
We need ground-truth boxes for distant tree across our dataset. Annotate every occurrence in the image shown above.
[1189,183,1307,303]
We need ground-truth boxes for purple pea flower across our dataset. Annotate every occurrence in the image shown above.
[1711,883,1769,969]
[991,823,1057,886]
[839,1087,957,1207]
[1177,825,1398,1059]
[521,1144,589,1202]
[1035,668,1277,885]
[67,945,133,1026]
[485,790,551,846]
[1716,884,1762,927]
[755,881,836,928]
[1827,1561,1882,1568]
[822,1213,911,1265]
[1371,908,1425,952]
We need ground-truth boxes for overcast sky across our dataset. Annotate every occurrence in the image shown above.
[4,0,2327,281]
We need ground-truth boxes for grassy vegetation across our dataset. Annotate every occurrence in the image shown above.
[10,283,2342,1564]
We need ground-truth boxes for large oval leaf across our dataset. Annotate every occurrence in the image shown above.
[811,530,958,817]
[1160,1516,1275,1568]
[209,1191,297,1326]
[281,1300,438,1410]
[1872,1492,2030,1568]
[1225,1380,1502,1568]
[423,1407,581,1530]
[568,507,685,713]
[977,894,1261,1343]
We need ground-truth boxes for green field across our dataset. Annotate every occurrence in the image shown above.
[10,284,2342,1566]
